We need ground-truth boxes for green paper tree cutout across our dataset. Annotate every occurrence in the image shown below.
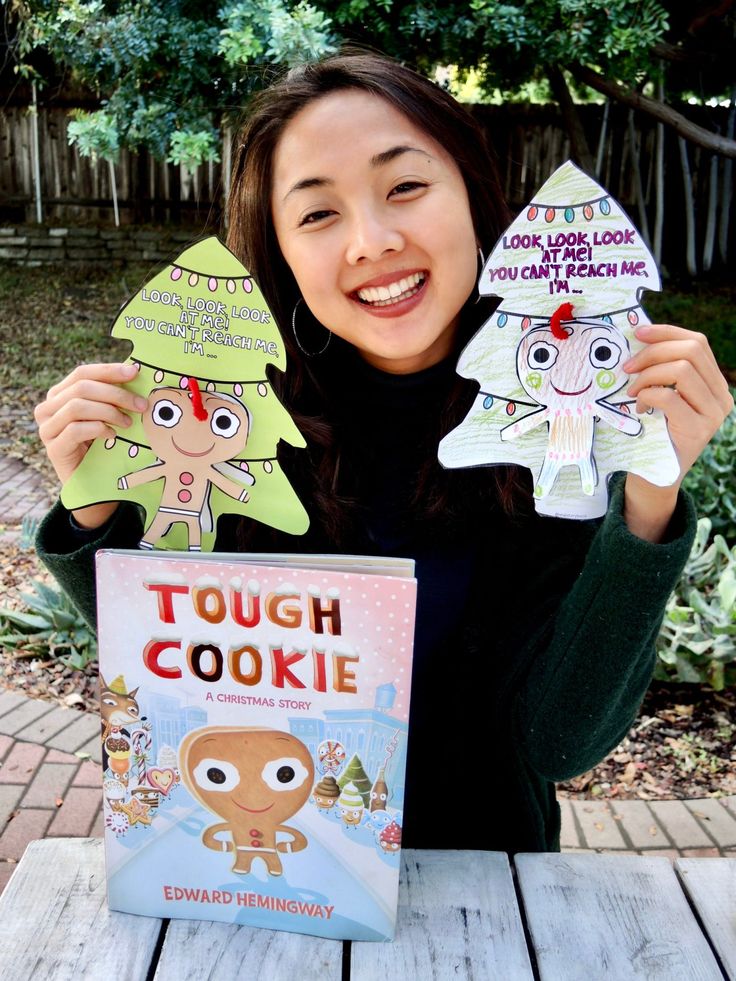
[62,237,309,549]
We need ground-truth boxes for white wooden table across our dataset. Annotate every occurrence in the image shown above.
[1,839,734,980]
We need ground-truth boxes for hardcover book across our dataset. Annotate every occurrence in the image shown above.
[95,549,416,941]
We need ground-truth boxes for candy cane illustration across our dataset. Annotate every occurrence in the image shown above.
[132,723,153,786]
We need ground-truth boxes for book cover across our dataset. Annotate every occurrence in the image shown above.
[96,550,416,941]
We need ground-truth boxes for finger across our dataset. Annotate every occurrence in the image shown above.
[44,422,119,483]
[626,360,716,415]
[624,335,732,415]
[630,324,708,345]
[624,334,720,380]
[48,421,118,454]
[37,378,148,429]
[45,362,140,402]
[39,397,137,444]
[634,385,719,444]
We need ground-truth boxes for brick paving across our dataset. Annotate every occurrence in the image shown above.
[0,456,51,525]
[1,687,735,898]
[2,455,736,898]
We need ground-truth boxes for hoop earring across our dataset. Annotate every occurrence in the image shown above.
[475,246,486,304]
[291,297,331,356]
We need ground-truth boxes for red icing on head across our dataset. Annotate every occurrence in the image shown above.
[187,377,208,421]
[550,302,574,340]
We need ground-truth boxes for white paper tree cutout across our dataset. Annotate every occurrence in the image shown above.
[439,160,680,519]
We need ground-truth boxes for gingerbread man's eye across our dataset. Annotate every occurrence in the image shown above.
[527,341,558,370]
[589,339,622,370]
[192,757,240,792]
[152,399,183,428]
[261,757,309,792]
[210,407,241,438]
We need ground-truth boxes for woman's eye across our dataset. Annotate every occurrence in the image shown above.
[299,210,334,226]
[389,181,426,197]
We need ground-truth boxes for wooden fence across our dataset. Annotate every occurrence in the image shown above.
[0,100,732,275]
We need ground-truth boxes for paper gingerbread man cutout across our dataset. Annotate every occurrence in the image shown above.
[502,306,642,498]
[118,385,255,550]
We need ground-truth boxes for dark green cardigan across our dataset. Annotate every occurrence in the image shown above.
[37,477,695,855]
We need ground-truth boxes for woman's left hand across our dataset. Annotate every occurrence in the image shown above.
[621,323,734,541]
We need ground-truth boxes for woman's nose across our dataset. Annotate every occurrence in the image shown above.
[345,211,404,264]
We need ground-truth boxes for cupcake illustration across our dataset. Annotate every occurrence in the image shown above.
[313,775,340,810]
[338,781,364,827]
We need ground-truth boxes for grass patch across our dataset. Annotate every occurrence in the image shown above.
[0,264,151,391]
[645,282,736,375]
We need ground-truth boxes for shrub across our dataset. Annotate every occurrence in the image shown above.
[682,392,736,542]
[0,580,97,671]
[655,518,736,690]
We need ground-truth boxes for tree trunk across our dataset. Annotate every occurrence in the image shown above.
[702,153,718,272]
[570,63,736,158]
[547,65,596,175]
[108,158,119,227]
[627,111,652,249]
[222,124,233,229]
[653,71,665,266]
[678,136,698,277]
[30,83,43,224]
[718,86,736,264]
[595,101,609,179]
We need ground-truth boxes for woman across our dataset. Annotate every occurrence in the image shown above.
[35,53,733,853]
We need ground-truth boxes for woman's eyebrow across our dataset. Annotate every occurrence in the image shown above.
[283,145,434,201]
[369,144,433,167]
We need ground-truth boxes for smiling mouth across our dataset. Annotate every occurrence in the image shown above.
[551,382,592,396]
[354,272,426,307]
[231,799,274,813]
[172,439,215,457]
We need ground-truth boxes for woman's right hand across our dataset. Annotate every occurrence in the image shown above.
[34,362,147,529]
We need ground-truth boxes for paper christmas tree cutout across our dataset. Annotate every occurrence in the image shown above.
[62,237,309,549]
[439,161,680,519]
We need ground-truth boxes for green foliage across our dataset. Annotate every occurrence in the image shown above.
[167,129,220,175]
[682,394,736,542]
[17,0,337,168]
[656,519,736,691]
[0,581,97,671]
[319,0,671,97]
[67,108,120,161]
[459,0,669,94]
[220,0,335,68]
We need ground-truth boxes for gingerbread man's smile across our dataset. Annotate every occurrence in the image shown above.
[231,798,274,813]
[551,381,592,397]
[171,438,216,458]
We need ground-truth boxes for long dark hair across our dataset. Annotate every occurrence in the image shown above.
[226,52,531,547]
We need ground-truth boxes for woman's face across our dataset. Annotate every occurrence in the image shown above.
[270,90,478,374]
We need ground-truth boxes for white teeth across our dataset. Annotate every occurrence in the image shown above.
[356,272,424,305]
